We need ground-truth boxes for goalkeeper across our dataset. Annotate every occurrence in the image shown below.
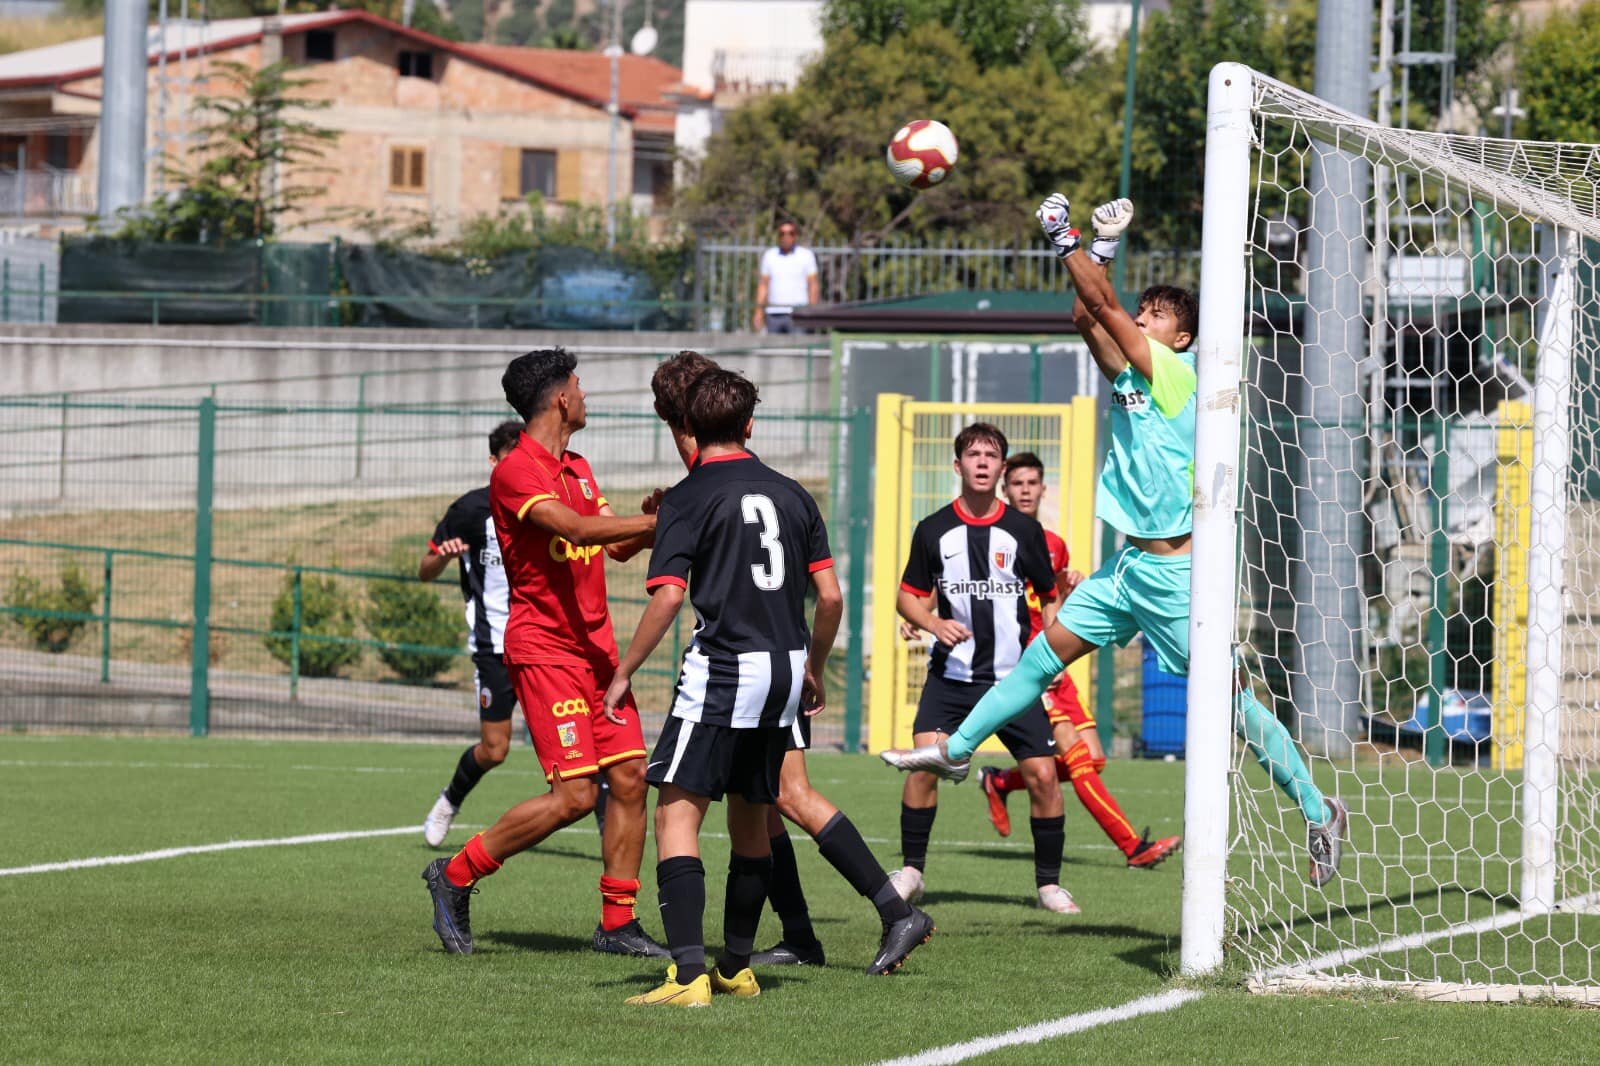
[882,195,1348,887]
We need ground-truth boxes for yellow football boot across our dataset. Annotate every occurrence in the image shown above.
[625,964,712,1007]
[710,965,761,998]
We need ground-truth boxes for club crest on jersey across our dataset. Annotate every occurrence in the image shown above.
[557,722,578,747]
[993,550,1013,571]
[577,478,594,500]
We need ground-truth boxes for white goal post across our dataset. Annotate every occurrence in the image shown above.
[1184,62,1600,1001]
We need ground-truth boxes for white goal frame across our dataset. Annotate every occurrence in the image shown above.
[1183,62,1599,997]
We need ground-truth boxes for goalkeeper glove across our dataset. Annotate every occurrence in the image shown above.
[1089,198,1134,266]
[1036,193,1080,258]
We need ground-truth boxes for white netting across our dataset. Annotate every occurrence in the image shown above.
[1217,70,1600,997]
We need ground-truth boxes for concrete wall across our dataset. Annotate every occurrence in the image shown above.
[0,325,833,516]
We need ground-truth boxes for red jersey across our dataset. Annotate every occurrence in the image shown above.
[489,432,618,667]
[1026,529,1071,639]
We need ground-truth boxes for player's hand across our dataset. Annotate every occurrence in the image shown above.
[640,488,665,515]
[432,537,469,559]
[930,619,973,648]
[801,667,826,717]
[1036,193,1080,258]
[1062,569,1086,595]
[898,620,924,642]
[1089,198,1133,265]
[601,674,633,724]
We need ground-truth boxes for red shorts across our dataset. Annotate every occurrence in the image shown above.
[1043,673,1093,729]
[509,658,647,782]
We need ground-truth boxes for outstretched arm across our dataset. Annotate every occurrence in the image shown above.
[524,499,654,547]
[1038,194,1154,382]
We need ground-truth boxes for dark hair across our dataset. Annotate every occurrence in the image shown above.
[1003,451,1045,482]
[686,368,760,448]
[488,420,524,457]
[777,221,798,233]
[953,422,1008,461]
[1139,285,1199,348]
[501,348,577,420]
[651,350,722,430]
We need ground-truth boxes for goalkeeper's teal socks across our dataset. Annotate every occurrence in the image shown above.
[946,636,1065,761]
[1235,689,1328,826]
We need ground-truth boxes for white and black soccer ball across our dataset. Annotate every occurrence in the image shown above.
[886,119,959,189]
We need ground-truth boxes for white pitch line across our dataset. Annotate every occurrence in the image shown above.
[873,988,1203,1066]
[1266,889,1600,979]
[0,826,419,878]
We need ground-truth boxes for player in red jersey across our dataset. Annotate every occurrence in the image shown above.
[422,348,669,958]
[977,453,1181,869]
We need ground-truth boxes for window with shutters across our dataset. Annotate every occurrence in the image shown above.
[304,29,335,63]
[397,51,433,79]
[520,150,557,197]
[389,147,427,193]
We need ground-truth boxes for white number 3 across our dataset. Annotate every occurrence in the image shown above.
[741,494,786,591]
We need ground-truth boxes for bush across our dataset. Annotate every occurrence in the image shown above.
[264,571,362,678]
[364,575,461,683]
[7,565,97,653]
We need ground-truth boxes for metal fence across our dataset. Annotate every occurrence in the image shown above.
[0,397,874,749]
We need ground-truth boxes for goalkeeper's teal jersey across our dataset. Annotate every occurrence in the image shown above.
[1096,338,1197,539]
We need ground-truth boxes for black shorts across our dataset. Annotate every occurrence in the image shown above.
[646,716,787,803]
[472,653,517,723]
[912,673,1056,761]
[785,714,811,753]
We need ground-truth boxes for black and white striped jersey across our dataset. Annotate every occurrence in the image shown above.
[645,450,834,729]
[900,499,1056,685]
[430,487,509,656]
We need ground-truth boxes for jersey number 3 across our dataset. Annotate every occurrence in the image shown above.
[741,494,785,591]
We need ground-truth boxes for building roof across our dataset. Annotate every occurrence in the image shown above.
[461,44,682,135]
[0,10,682,133]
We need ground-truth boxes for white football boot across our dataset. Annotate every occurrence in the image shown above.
[423,791,459,848]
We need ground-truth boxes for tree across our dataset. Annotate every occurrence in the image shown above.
[1518,1,1600,143]
[110,60,338,243]
[821,0,1090,73]
[678,23,1122,273]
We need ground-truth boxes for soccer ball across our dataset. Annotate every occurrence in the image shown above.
[886,120,959,189]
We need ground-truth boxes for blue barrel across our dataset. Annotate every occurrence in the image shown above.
[1141,638,1188,757]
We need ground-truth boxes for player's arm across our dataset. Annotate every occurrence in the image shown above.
[897,588,969,647]
[1072,257,1127,381]
[600,490,665,562]
[803,566,843,714]
[604,583,684,717]
[1039,194,1152,382]
[418,539,465,582]
[522,497,654,547]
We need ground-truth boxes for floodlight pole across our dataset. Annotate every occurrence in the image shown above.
[1113,0,1141,303]
[604,0,623,250]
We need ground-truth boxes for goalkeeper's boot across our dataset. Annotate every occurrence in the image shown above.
[626,965,711,1007]
[1036,884,1082,915]
[888,866,925,904]
[978,766,1013,837]
[866,906,935,975]
[1126,829,1182,870]
[1307,797,1349,888]
[751,939,826,967]
[423,791,458,849]
[421,858,475,955]
[881,737,971,784]
[710,964,762,997]
[593,919,671,958]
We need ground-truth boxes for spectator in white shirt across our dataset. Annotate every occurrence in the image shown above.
[753,221,820,334]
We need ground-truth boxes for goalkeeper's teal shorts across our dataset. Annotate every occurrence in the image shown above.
[1056,545,1191,675]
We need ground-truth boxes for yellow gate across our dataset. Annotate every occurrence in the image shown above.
[867,394,1099,753]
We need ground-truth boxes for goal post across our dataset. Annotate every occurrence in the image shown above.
[1186,61,1600,1001]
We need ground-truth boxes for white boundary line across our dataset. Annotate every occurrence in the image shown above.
[872,989,1203,1066]
[0,826,418,878]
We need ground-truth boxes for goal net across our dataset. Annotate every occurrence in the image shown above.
[1185,63,1600,1003]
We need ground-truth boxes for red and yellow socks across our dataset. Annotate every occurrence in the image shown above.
[990,766,1027,794]
[444,832,502,888]
[1060,741,1141,856]
[600,875,641,931]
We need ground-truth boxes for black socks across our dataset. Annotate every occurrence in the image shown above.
[656,855,707,982]
[1030,814,1066,888]
[766,831,820,948]
[900,804,937,873]
[817,811,912,923]
[443,746,487,808]
[721,852,773,977]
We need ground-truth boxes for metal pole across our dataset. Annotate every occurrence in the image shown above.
[100,549,113,684]
[1294,0,1373,759]
[290,567,303,702]
[189,398,215,736]
[1425,417,1450,767]
[156,0,167,195]
[1114,0,1142,303]
[843,404,874,750]
[1183,61,1254,978]
[1520,227,1576,913]
[604,0,622,249]
[99,0,149,218]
